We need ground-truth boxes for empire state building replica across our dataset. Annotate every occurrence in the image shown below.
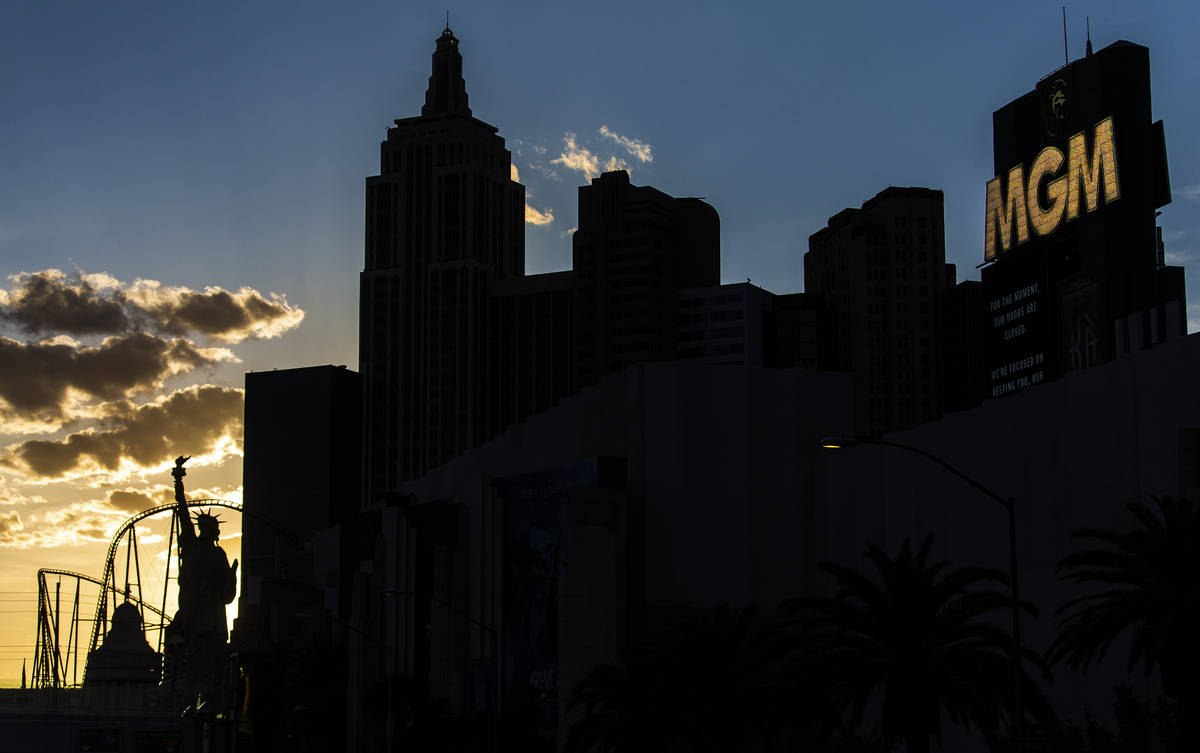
[360,27,524,505]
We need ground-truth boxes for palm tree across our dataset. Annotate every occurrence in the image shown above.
[1046,495,1200,750]
[782,534,1051,753]
[564,605,782,753]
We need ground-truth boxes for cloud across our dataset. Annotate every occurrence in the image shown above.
[0,501,132,548]
[124,279,305,342]
[0,332,236,427]
[1180,183,1200,202]
[0,490,47,506]
[525,202,554,226]
[511,163,520,182]
[107,488,162,513]
[551,133,633,181]
[598,125,653,163]
[562,227,577,238]
[0,511,22,544]
[0,270,131,335]
[512,163,554,225]
[1,384,244,482]
[0,269,305,342]
[551,133,601,180]
[105,482,232,514]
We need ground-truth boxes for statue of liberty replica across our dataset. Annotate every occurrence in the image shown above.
[164,455,238,702]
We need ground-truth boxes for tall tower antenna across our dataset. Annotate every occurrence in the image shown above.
[1062,7,1069,65]
[1086,16,1093,56]
[446,10,450,30]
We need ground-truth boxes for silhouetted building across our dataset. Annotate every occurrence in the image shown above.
[674,283,772,365]
[941,280,985,412]
[364,363,854,749]
[806,186,955,435]
[360,26,524,503]
[763,292,834,370]
[673,282,831,368]
[817,330,1200,751]
[83,603,160,710]
[980,40,1184,400]
[489,271,575,432]
[238,365,360,629]
[572,170,720,388]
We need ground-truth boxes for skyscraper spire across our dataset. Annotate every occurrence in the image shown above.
[421,26,471,116]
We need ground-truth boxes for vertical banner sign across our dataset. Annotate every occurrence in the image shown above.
[493,460,597,731]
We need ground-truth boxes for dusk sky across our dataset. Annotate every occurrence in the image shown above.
[1,0,1198,686]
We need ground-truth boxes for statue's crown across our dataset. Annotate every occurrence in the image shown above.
[194,509,222,535]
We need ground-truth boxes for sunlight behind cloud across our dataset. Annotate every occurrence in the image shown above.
[0,333,238,430]
[0,384,244,483]
[0,269,305,343]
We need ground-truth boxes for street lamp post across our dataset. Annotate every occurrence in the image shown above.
[383,588,501,753]
[820,436,1026,746]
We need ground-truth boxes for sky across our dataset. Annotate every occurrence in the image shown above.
[1,0,1199,687]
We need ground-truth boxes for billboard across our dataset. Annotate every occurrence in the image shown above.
[983,248,1056,398]
[492,459,599,731]
[981,41,1171,399]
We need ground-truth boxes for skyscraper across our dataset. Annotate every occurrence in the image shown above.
[360,27,524,505]
[806,187,955,435]
[571,170,720,388]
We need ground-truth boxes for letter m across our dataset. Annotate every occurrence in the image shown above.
[1067,116,1120,220]
[984,165,1029,261]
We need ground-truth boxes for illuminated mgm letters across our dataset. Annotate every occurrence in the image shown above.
[984,116,1120,261]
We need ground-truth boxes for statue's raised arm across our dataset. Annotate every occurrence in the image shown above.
[172,455,194,544]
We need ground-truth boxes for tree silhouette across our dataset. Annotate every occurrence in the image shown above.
[782,534,1051,753]
[564,605,782,753]
[1046,495,1200,750]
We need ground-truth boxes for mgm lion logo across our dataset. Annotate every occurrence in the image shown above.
[1044,78,1069,137]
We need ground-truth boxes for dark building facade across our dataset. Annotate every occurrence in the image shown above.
[806,187,955,435]
[571,170,720,388]
[235,364,361,750]
[940,280,985,412]
[981,40,1184,400]
[489,271,575,432]
[360,27,524,504]
[238,365,361,623]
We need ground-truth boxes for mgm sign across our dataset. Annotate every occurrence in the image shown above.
[984,116,1119,261]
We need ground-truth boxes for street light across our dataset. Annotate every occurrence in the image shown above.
[382,589,501,753]
[819,436,1027,746]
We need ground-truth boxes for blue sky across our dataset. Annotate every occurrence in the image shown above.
[1,0,1198,685]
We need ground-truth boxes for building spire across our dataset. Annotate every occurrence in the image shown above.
[422,25,471,116]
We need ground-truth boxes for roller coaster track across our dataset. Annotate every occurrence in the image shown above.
[84,499,242,682]
[31,495,298,688]
[32,568,170,690]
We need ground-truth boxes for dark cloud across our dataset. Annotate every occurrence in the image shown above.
[135,283,305,342]
[3,385,244,480]
[0,332,235,424]
[107,489,157,513]
[0,269,304,342]
[0,270,129,334]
